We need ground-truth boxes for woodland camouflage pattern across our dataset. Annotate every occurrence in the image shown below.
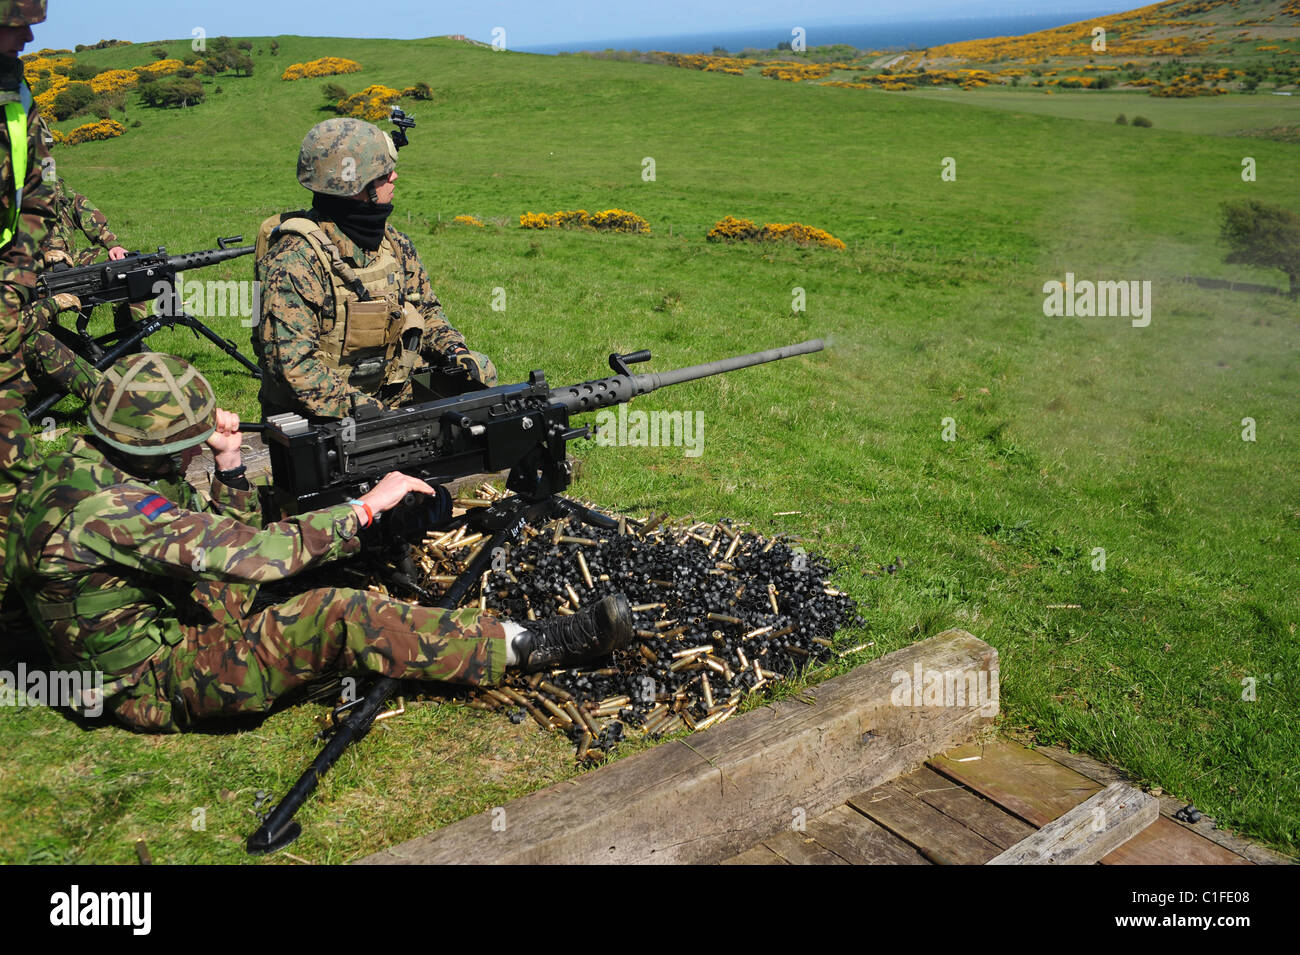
[0,0,45,27]
[87,352,216,454]
[7,437,507,731]
[256,218,495,418]
[22,177,144,404]
[42,176,120,264]
[0,45,58,605]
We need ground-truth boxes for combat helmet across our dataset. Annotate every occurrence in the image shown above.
[297,117,397,197]
[0,0,45,27]
[88,353,216,455]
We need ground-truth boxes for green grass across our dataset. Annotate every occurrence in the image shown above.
[3,34,1298,863]
[907,86,1300,135]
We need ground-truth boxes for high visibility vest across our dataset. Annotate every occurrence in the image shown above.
[0,83,31,247]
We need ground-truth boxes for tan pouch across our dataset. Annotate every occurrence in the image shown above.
[342,300,391,362]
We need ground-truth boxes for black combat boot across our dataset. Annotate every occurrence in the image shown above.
[513,593,634,673]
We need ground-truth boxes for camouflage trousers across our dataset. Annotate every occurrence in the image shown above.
[22,325,101,403]
[0,284,39,607]
[111,584,508,732]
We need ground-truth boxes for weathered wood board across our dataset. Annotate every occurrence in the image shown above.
[988,782,1158,865]
[359,629,998,864]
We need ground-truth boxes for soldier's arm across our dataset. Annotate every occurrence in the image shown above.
[69,189,119,250]
[257,236,383,418]
[73,484,363,584]
[206,470,262,525]
[390,228,468,358]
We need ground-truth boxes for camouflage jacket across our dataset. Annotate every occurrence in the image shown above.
[7,437,364,676]
[255,217,469,419]
[0,56,59,606]
[42,177,120,265]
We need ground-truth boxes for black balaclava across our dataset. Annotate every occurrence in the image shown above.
[312,192,393,252]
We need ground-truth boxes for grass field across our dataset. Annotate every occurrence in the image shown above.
[2,32,1297,863]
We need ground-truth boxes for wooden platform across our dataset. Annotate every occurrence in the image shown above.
[720,738,1290,865]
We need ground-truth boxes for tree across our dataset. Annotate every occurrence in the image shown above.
[152,47,167,59]
[52,81,96,120]
[237,39,253,51]
[226,51,254,76]
[269,39,280,56]
[1220,200,1300,297]
[211,35,233,55]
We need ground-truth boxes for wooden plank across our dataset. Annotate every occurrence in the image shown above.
[719,844,789,865]
[929,740,1101,827]
[803,804,931,865]
[1102,817,1253,866]
[848,781,1003,864]
[1038,744,1283,864]
[360,629,998,864]
[764,830,850,865]
[989,783,1158,865]
[893,765,1034,850]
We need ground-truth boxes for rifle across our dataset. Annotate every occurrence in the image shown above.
[245,338,825,854]
[27,236,261,419]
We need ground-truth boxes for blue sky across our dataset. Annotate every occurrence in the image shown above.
[42,0,1140,52]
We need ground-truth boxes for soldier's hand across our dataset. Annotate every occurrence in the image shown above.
[358,472,440,519]
[43,249,73,267]
[207,408,244,471]
[107,246,128,261]
[52,293,82,312]
[446,345,485,384]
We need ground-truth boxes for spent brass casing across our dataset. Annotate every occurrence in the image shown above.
[811,637,833,648]
[576,551,594,589]
[771,625,796,640]
[538,680,573,702]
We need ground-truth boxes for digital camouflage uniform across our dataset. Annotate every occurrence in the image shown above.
[254,117,495,421]
[255,219,481,418]
[7,436,508,732]
[0,0,59,608]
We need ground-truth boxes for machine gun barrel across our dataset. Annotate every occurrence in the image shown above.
[549,338,824,414]
[163,244,255,273]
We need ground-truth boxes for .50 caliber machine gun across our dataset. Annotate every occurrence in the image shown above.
[245,338,825,854]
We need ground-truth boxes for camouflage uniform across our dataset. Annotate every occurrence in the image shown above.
[0,1,59,607]
[255,218,482,418]
[22,176,143,404]
[254,117,495,421]
[42,176,122,264]
[7,435,508,732]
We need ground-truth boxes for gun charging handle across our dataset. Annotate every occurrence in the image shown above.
[216,235,245,250]
[609,350,651,376]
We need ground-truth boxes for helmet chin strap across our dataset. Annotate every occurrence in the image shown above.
[367,183,380,203]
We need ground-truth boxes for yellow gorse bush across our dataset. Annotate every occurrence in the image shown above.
[65,119,125,146]
[519,209,651,234]
[90,69,140,94]
[453,215,485,228]
[138,58,182,76]
[335,84,402,121]
[282,57,363,81]
[706,216,845,250]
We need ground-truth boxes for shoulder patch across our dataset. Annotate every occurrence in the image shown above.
[135,494,175,521]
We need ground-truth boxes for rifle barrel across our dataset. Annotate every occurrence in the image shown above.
[551,338,824,414]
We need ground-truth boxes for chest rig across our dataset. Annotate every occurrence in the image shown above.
[256,212,425,400]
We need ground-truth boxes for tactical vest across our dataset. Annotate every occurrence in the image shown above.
[7,446,188,680]
[0,82,32,247]
[254,212,425,411]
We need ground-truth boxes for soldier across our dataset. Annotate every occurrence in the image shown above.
[254,117,496,422]
[21,127,141,407]
[6,352,633,731]
[0,0,58,609]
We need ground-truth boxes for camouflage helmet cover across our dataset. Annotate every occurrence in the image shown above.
[88,353,216,455]
[0,0,46,27]
[297,117,397,197]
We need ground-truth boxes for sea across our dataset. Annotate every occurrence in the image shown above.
[514,11,1118,55]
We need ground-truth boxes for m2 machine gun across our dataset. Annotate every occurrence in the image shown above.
[28,236,260,419]
[245,338,825,855]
